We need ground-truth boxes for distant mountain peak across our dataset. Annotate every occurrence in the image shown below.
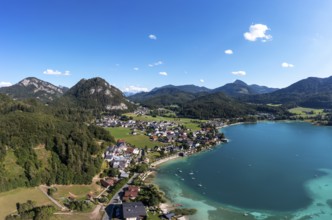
[0,77,65,102]
[213,80,278,96]
[233,79,247,85]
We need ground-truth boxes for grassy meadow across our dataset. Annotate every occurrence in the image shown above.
[0,187,53,219]
[289,107,325,117]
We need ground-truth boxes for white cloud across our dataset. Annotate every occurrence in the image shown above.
[231,71,246,76]
[43,69,71,76]
[159,71,168,76]
[148,60,163,67]
[64,71,70,76]
[124,86,149,93]
[224,49,233,55]
[200,79,205,83]
[133,67,139,71]
[244,24,272,42]
[148,34,157,40]
[281,62,294,68]
[0,81,12,87]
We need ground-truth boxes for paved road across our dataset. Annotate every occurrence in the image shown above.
[102,173,138,220]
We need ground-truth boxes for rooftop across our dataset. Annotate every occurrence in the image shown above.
[122,202,147,218]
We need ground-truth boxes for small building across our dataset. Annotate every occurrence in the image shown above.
[123,186,140,202]
[100,177,117,188]
[122,202,147,220]
[120,170,130,179]
[164,213,175,220]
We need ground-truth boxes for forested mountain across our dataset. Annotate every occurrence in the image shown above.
[243,76,332,108]
[213,80,278,96]
[128,88,204,107]
[128,84,210,106]
[63,77,134,112]
[179,92,256,119]
[0,77,66,102]
[0,94,114,192]
[129,80,278,106]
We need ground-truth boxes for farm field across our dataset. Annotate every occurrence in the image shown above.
[0,187,52,219]
[52,184,103,204]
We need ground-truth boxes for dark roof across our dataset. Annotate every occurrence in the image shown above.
[165,213,175,219]
[122,202,146,218]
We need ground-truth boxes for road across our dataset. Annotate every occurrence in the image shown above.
[38,185,69,211]
[102,173,138,220]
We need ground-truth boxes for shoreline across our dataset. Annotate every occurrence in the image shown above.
[145,120,298,220]
[144,123,233,218]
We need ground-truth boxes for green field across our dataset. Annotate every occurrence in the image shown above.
[107,127,166,148]
[51,212,96,220]
[124,113,204,131]
[52,184,103,203]
[289,107,325,117]
[0,187,53,219]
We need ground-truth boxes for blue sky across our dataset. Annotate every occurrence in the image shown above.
[1,0,332,92]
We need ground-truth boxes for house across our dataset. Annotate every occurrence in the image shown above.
[105,155,114,163]
[120,170,130,178]
[100,177,117,188]
[132,148,140,155]
[164,213,175,220]
[122,202,147,220]
[123,186,140,201]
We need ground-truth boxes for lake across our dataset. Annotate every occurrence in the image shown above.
[154,122,332,220]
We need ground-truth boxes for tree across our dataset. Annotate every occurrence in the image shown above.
[107,168,120,177]
[134,164,149,173]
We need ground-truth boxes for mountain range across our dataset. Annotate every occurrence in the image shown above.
[241,76,332,108]
[1,75,332,110]
[128,79,279,107]
[129,76,332,109]
[0,77,133,112]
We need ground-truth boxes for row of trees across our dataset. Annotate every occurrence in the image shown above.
[6,200,56,220]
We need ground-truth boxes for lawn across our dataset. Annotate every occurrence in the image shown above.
[51,212,95,220]
[0,187,52,219]
[52,184,103,203]
[107,127,132,139]
[289,107,325,117]
[107,127,166,148]
[147,212,162,220]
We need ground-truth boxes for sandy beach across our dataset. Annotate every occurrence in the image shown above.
[151,154,181,167]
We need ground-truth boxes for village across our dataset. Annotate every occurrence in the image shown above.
[93,113,227,220]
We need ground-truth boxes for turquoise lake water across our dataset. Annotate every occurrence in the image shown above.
[154,122,332,220]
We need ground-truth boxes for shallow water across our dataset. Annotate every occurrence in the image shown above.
[154,122,332,219]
